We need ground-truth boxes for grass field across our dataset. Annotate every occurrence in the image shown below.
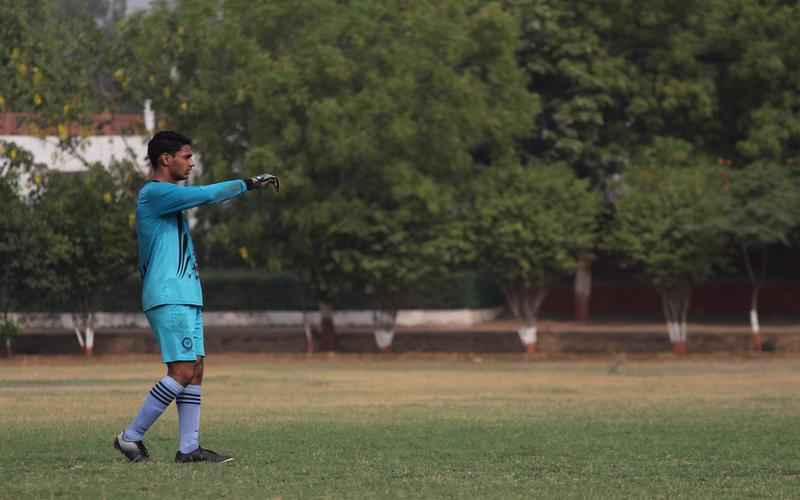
[2,354,800,499]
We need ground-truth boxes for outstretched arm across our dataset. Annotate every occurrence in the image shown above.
[146,179,247,215]
[145,173,280,215]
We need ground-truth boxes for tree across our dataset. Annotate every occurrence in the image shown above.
[0,141,65,357]
[0,0,120,138]
[471,163,601,352]
[606,153,732,353]
[697,0,800,164]
[600,0,721,150]
[700,1,800,348]
[726,162,800,349]
[514,0,632,182]
[510,0,635,320]
[0,179,44,356]
[34,162,143,356]
[120,0,534,351]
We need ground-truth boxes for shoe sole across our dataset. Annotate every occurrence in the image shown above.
[114,437,147,463]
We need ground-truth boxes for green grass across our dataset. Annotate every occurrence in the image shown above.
[2,355,800,499]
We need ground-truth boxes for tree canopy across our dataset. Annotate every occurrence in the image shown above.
[2,0,800,349]
[120,0,535,308]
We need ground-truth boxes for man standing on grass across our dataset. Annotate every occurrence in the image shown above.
[114,131,279,463]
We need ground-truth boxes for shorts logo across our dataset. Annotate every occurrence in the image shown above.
[181,337,193,351]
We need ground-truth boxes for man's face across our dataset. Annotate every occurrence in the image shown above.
[163,145,194,182]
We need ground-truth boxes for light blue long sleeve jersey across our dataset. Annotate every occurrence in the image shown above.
[136,179,248,311]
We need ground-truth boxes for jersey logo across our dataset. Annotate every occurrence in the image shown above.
[181,337,193,351]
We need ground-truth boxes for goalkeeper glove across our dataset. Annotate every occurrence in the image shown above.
[245,173,280,192]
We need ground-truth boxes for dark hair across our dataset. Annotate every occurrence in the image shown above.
[147,131,192,169]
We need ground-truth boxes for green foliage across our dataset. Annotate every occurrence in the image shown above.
[471,163,601,288]
[0,173,69,316]
[727,162,800,248]
[704,1,800,162]
[0,318,21,339]
[725,161,800,299]
[33,162,144,313]
[0,140,47,183]
[601,0,720,150]
[13,271,502,312]
[595,0,800,165]
[606,163,733,290]
[514,0,632,182]
[120,0,534,306]
[0,0,791,316]
[0,0,119,135]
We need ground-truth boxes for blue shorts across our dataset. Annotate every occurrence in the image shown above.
[145,305,205,363]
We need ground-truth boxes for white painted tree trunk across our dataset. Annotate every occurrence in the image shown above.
[659,286,691,353]
[750,308,760,336]
[71,312,96,356]
[72,313,86,350]
[517,326,537,347]
[749,286,762,350]
[373,310,397,352]
[303,311,315,353]
[86,318,95,355]
[665,321,687,344]
[741,244,765,350]
[504,286,549,353]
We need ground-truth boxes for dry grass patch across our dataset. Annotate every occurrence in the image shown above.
[2,354,800,421]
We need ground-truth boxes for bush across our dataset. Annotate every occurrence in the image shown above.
[12,271,503,312]
[0,319,22,339]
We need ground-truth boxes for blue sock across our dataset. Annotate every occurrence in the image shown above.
[176,384,202,453]
[123,376,184,442]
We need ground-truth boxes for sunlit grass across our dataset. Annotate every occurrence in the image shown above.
[1,354,800,499]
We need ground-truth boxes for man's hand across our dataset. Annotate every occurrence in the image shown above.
[245,173,280,192]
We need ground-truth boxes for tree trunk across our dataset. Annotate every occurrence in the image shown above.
[71,311,96,357]
[659,285,691,354]
[303,311,315,354]
[84,313,95,357]
[741,244,767,351]
[72,312,86,352]
[504,285,549,353]
[750,285,762,351]
[318,302,337,351]
[518,326,538,353]
[373,309,397,353]
[574,253,593,321]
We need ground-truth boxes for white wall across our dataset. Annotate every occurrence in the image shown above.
[0,135,149,173]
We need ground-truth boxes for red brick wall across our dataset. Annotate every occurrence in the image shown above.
[543,281,800,316]
[0,112,145,135]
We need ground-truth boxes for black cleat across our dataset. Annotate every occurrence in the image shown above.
[114,432,150,462]
[175,447,234,464]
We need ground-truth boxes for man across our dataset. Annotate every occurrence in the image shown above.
[114,131,278,463]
